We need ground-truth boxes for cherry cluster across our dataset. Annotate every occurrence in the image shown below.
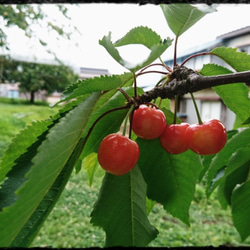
[97,105,227,176]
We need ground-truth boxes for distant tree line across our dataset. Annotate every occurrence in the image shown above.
[1,56,79,103]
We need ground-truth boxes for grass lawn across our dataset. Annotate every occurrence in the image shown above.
[0,98,58,157]
[0,99,250,248]
[30,168,250,248]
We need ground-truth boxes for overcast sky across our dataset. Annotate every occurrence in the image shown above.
[3,3,250,77]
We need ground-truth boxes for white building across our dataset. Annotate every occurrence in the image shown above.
[0,82,19,99]
[78,67,110,80]
[164,26,250,130]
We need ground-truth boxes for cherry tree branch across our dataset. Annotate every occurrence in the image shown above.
[133,66,250,105]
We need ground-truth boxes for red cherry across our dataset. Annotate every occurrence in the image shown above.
[159,123,190,154]
[186,119,227,155]
[131,105,166,139]
[97,133,140,176]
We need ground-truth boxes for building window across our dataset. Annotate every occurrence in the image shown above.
[179,99,187,113]
[8,90,19,99]
[239,45,250,54]
[200,101,221,121]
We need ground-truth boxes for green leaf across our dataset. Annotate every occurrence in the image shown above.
[161,107,182,125]
[10,137,86,247]
[211,47,250,72]
[99,32,124,68]
[217,180,230,209]
[0,92,101,247]
[99,27,172,73]
[115,26,164,50]
[221,160,249,207]
[60,80,81,100]
[60,72,134,103]
[146,197,156,216]
[39,39,47,46]
[224,147,250,178]
[82,152,100,187]
[216,147,250,208]
[199,154,216,182]
[160,4,212,37]
[0,120,52,186]
[206,128,250,196]
[155,97,171,110]
[242,116,250,125]
[200,63,250,124]
[0,100,78,193]
[137,138,202,226]
[0,128,51,212]
[231,181,250,241]
[90,166,158,247]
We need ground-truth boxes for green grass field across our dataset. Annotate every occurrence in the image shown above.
[0,98,249,248]
[0,98,57,157]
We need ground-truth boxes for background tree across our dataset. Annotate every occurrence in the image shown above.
[0,4,80,82]
[0,4,78,52]
[2,57,79,103]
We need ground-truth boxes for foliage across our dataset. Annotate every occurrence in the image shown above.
[100,26,172,73]
[0,3,250,247]
[0,4,79,97]
[0,108,248,247]
[1,57,79,103]
[0,4,78,51]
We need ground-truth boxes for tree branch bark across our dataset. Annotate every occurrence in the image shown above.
[133,66,250,105]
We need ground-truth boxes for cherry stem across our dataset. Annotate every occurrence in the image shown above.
[161,75,171,87]
[133,74,137,97]
[139,63,165,73]
[173,36,178,66]
[117,88,131,102]
[155,77,167,87]
[139,62,172,73]
[159,57,173,72]
[136,70,168,77]
[146,102,159,109]
[82,105,130,151]
[180,52,212,67]
[190,92,203,125]
[122,105,134,137]
[129,109,135,139]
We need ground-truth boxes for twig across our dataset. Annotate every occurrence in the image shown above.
[132,66,250,104]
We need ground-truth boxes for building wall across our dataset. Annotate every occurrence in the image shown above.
[178,98,236,130]
[166,27,250,130]
[0,83,19,99]
[224,34,250,49]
